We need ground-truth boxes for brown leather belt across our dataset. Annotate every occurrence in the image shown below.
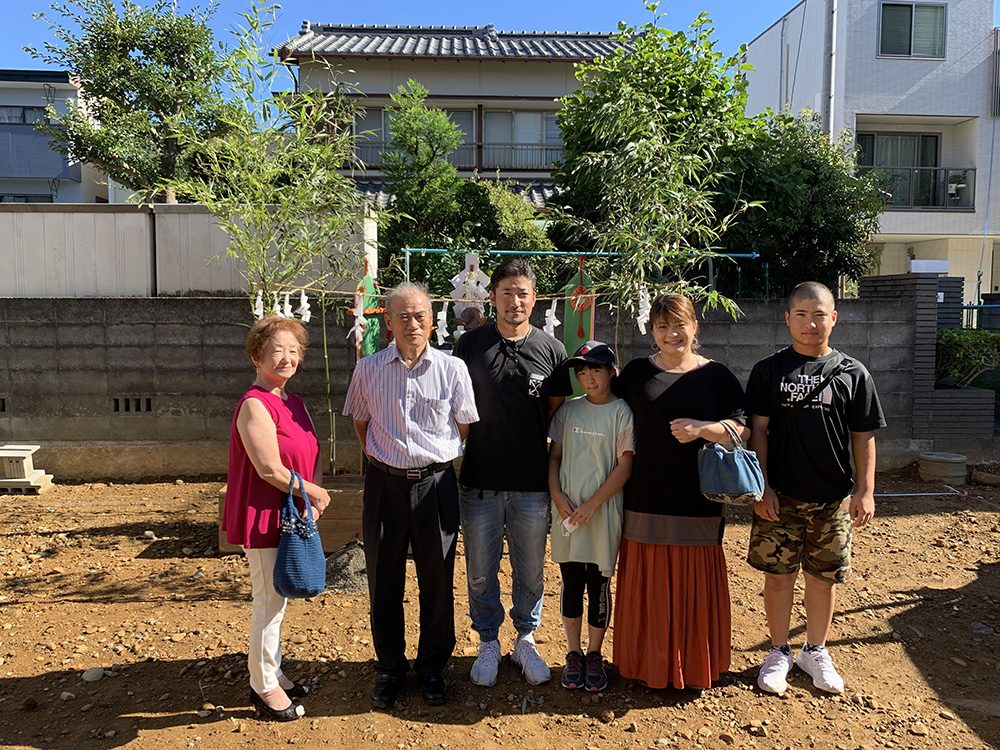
[368,457,452,481]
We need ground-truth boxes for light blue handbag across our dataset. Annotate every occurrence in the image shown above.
[697,421,764,506]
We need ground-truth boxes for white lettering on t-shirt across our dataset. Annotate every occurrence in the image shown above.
[779,374,833,407]
[571,426,607,437]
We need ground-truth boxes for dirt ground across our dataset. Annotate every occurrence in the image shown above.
[1,466,999,750]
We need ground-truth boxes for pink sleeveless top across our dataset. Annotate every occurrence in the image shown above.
[223,386,320,548]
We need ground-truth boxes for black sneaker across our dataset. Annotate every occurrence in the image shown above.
[561,650,585,689]
[585,651,608,692]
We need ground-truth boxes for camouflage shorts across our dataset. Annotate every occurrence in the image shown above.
[747,493,852,584]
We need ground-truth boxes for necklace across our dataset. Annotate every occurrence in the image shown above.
[499,325,531,372]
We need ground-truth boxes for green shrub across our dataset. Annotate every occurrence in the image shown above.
[936,328,1000,387]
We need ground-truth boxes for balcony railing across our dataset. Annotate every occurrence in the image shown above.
[861,166,976,210]
[355,141,564,171]
[0,123,72,180]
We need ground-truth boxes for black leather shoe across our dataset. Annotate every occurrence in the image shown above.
[370,674,403,709]
[249,690,305,722]
[420,673,449,706]
[284,681,310,698]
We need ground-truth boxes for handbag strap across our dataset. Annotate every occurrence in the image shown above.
[718,419,745,450]
[777,357,852,419]
[286,470,313,522]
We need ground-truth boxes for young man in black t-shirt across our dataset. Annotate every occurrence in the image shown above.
[453,258,572,688]
[745,282,885,696]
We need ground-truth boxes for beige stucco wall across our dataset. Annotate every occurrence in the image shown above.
[875,236,994,301]
[301,58,580,100]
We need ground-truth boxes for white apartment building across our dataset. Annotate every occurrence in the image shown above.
[0,70,106,204]
[276,23,618,207]
[745,0,998,303]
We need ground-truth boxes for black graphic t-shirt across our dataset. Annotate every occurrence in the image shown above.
[745,347,886,505]
[454,323,572,491]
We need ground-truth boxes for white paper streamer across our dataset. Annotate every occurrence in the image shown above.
[253,291,264,320]
[282,293,293,319]
[271,293,282,317]
[636,285,651,335]
[543,299,561,338]
[450,253,490,317]
[347,305,366,344]
[435,302,450,346]
[295,289,312,323]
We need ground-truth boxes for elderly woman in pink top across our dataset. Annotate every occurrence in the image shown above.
[223,314,331,721]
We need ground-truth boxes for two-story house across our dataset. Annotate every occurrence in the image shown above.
[744,0,998,304]
[276,23,617,208]
[0,69,106,203]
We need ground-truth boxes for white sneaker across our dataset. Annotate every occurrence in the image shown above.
[512,633,551,685]
[470,640,501,687]
[757,646,794,694]
[796,645,845,694]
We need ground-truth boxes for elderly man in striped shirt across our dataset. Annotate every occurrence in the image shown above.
[344,282,480,709]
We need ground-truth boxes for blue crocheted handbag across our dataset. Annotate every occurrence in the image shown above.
[273,471,326,599]
[698,421,764,506]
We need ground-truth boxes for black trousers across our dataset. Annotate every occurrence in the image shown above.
[362,463,459,678]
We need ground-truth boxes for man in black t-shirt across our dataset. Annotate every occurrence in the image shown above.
[453,258,572,688]
[746,282,885,698]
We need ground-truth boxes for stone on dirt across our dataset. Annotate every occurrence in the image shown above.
[325,541,368,593]
[81,667,104,682]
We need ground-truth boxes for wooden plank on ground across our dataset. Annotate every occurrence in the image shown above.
[218,475,365,555]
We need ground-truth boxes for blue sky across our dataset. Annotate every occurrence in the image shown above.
[5,0,808,71]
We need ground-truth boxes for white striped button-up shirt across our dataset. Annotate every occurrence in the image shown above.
[343,342,480,469]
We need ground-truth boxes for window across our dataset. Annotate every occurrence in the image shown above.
[483,111,562,168]
[879,2,945,57]
[0,106,47,124]
[857,131,973,209]
[354,108,475,166]
[444,110,475,167]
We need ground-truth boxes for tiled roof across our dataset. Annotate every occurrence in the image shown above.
[279,23,620,61]
[354,177,558,210]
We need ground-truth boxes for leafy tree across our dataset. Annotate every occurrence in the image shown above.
[169,2,365,302]
[25,0,226,203]
[552,4,751,313]
[379,80,466,249]
[169,2,369,473]
[376,83,557,294]
[713,111,885,298]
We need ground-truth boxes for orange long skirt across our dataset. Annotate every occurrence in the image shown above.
[612,538,731,689]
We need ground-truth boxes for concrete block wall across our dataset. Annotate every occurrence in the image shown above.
[0,297,367,480]
[599,293,916,464]
[0,273,990,479]
[859,274,943,442]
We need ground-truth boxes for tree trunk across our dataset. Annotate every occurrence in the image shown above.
[165,185,177,204]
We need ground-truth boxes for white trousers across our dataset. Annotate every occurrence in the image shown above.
[244,546,288,694]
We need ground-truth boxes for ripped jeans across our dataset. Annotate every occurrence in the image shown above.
[459,486,551,643]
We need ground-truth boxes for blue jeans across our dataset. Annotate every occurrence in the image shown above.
[459,486,551,642]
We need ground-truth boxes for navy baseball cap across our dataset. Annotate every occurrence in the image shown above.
[565,340,617,368]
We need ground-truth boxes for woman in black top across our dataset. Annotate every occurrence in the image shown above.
[612,294,748,690]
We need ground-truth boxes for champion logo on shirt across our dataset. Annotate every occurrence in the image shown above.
[572,426,607,437]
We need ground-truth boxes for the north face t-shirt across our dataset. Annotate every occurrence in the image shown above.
[745,347,886,505]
